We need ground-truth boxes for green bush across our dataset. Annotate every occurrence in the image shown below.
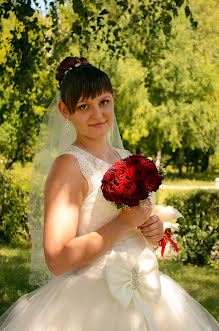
[164,190,219,267]
[0,170,31,244]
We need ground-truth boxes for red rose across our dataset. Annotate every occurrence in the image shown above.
[126,164,143,181]
[116,161,128,180]
[154,175,163,191]
[135,182,148,200]
[144,161,159,175]
[102,169,116,183]
[125,154,142,166]
[119,181,137,197]
[144,176,157,192]
[101,154,164,209]
[101,182,124,204]
[123,196,140,207]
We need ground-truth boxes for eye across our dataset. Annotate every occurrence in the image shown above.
[101,99,109,105]
[79,104,88,110]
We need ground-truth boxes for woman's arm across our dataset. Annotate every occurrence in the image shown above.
[44,154,149,276]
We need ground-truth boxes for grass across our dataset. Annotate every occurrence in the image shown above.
[158,259,219,322]
[163,166,218,186]
[0,241,38,315]
[156,187,185,205]
[156,187,218,205]
[163,179,216,186]
[0,242,218,322]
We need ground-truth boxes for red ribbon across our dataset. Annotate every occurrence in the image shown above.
[158,228,178,259]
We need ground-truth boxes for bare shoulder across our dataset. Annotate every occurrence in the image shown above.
[43,154,87,273]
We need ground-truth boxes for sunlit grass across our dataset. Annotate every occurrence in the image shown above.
[158,259,219,321]
[163,165,218,186]
[156,188,184,205]
[0,241,38,315]
[163,179,216,186]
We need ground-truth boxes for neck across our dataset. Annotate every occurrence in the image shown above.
[73,136,113,156]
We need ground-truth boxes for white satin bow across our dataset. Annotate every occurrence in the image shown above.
[104,246,161,331]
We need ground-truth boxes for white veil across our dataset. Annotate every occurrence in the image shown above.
[27,87,124,287]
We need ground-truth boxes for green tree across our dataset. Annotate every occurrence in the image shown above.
[0,0,197,168]
[112,0,218,174]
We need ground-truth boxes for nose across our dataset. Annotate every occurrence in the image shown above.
[91,103,105,119]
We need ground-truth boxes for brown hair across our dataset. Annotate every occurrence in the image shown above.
[56,56,114,114]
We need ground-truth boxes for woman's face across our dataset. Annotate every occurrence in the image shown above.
[63,91,115,140]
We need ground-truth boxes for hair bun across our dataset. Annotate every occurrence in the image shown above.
[56,56,88,86]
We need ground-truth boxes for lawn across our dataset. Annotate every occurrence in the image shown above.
[0,242,218,322]
[158,259,219,322]
[163,165,218,185]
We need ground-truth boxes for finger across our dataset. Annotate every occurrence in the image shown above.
[145,234,164,241]
[143,215,160,227]
[142,229,164,241]
[145,219,163,231]
[141,222,162,233]
[138,215,162,228]
[141,227,163,237]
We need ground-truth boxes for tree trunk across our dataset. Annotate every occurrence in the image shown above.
[136,146,143,154]
[201,153,209,172]
[155,148,162,169]
[178,148,184,176]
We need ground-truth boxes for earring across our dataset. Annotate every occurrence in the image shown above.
[65,118,70,133]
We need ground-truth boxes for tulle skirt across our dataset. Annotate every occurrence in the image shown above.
[0,257,218,330]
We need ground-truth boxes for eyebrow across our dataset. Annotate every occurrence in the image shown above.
[77,94,111,104]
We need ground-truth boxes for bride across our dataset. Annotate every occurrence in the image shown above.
[0,56,218,330]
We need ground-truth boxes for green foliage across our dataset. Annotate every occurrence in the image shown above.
[0,170,30,244]
[67,0,196,59]
[164,190,219,267]
[0,0,218,174]
[138,1,218,169]
[0,7,52,169]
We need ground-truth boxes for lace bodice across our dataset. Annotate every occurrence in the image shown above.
[59,145,156,251]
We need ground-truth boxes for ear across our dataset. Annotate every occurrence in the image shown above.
[58,101,71,120]
[112,92,115,100]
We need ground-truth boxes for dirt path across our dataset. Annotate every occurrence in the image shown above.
[161,185,219,190]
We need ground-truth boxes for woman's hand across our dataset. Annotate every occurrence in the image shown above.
[137,215,163,242]
[119,197,153,229]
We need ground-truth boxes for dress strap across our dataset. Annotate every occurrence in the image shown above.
[58,146,96,196]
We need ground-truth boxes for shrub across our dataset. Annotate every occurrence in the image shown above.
[164,190,219,267]
[0,170,31,244]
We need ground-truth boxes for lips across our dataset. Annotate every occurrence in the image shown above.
[90,121,106,127]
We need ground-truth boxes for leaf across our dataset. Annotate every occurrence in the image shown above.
[99,9,109,15]
[184,5,190,18]
[72,0,84,16]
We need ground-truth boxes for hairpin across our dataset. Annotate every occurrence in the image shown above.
[64,63,81,75]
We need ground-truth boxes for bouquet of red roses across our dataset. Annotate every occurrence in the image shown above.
[101,154,178,258]
[101,154,165,209]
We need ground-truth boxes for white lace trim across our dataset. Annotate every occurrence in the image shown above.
[59,146,131,198]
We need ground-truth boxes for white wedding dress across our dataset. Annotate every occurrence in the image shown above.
[0,145,218,331]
